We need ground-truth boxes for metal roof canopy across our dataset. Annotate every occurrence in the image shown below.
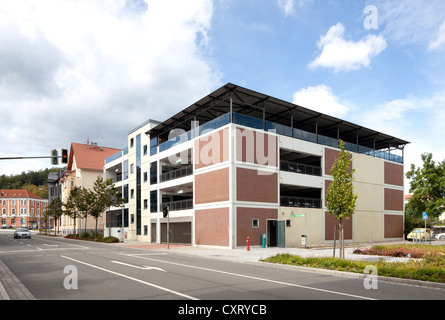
[147,83,409,151]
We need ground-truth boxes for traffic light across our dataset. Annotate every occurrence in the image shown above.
[163,205,169,218]
[51,149,58,165]
[61,149,68,164]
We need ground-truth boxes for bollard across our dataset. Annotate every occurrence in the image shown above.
[246,236,250,251]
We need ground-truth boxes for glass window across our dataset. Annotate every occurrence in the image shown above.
[150,190,157,213]
[150,162,157,185]
[123,160,129,180]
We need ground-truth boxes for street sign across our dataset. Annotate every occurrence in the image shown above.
[422,211,428,220]
[292,214,305,217]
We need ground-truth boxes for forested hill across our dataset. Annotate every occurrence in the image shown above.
[0,168,62,199]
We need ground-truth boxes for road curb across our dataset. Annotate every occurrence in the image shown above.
[0,259,36,300]
[250,260,445,291]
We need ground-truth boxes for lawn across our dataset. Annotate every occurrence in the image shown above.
[262,244,445,283]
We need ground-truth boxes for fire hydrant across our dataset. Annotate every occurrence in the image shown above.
[246,236,250,251]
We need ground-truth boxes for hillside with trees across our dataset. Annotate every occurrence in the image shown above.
[0,168,62,199]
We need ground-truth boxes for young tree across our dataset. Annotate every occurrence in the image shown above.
[47,196,64,235]
[64,187,84,235]
[325,140,357,259]
[91,176,123,239]
[406,153,445,219]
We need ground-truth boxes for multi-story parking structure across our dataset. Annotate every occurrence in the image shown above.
[104,83,409,248]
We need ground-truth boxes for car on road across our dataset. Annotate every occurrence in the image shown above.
[407,228,432,241]
[14,228,31,239]
[435,233,445,240]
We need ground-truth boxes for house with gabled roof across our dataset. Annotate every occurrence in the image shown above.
[1,189,48,229]
[59,142,121,235]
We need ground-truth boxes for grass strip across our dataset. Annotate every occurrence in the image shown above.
[262,253,445,283]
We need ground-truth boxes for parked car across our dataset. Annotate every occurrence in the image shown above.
[14,228,31,239]
[435,233,445,240]
[407,228,432,241]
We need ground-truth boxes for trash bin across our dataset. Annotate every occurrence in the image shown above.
[301,234,307,246]
[262,233,266,248]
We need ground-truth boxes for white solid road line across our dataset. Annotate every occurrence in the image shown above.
[61,255,198,300]
[111,260,166,272]
[129,255,378,300]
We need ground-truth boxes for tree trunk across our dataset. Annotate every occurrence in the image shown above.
[333,226,337,258]
[95,219,98,240]
[339,222,344,259]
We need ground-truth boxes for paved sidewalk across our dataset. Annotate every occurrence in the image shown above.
[115,241,414,263]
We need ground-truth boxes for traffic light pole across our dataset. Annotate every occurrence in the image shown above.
[0,148,68,164]
[0,156,60,160]
[167,213,170,250]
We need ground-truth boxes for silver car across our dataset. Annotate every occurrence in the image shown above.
[14,228,31,239]
[435,233,445,240]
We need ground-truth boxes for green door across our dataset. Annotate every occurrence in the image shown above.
[276,220,285,248]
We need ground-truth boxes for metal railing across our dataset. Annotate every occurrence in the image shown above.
[280,160,321,176]
[160,165,193,183]
[280,196,321,208]
[161,199,193,212]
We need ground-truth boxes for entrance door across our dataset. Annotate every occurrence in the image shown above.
[267,220,285,247]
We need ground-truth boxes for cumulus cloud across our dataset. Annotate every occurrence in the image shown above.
[429,20,445,50]
[292,84,350,117]
[308,22,387,73]
[0,0,219,174]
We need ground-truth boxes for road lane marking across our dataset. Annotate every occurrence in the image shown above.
[129,255,377,300]
[61,255,198,300]
[111,260,166,272]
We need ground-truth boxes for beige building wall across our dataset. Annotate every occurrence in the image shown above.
[127,124,152,241]
[352,152,384,243]
[281,207,323,247]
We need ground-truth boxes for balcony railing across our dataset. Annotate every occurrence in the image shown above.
[280,160,321,176]
[153,111,403,164]
[161,199,193,212]
[160,165,193,183]
[280,196,321,209]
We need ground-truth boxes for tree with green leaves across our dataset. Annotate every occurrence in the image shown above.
[46,196,64,235]
[406,153,445,220]
[91,176,123,239]
[64,187,84,235]
[93,177,124,239]
[325,140,357,259]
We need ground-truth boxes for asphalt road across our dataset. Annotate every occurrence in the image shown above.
[0,231,444,304]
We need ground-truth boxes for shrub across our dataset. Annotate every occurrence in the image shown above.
[102,236,119,243]
[65,234,80,239]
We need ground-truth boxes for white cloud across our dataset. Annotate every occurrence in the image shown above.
[359,91,445,175]
[292,84,350,117]
[308,23,387,73]
[277,0,312,16]
[0,0,219,175]
[373,0,445,49]
[429,20,445,50]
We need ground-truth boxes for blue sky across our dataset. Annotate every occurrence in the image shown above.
[0,0,444,192]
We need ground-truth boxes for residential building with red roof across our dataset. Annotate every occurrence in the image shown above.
[1,189,48,229]
[59,142,121,235]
